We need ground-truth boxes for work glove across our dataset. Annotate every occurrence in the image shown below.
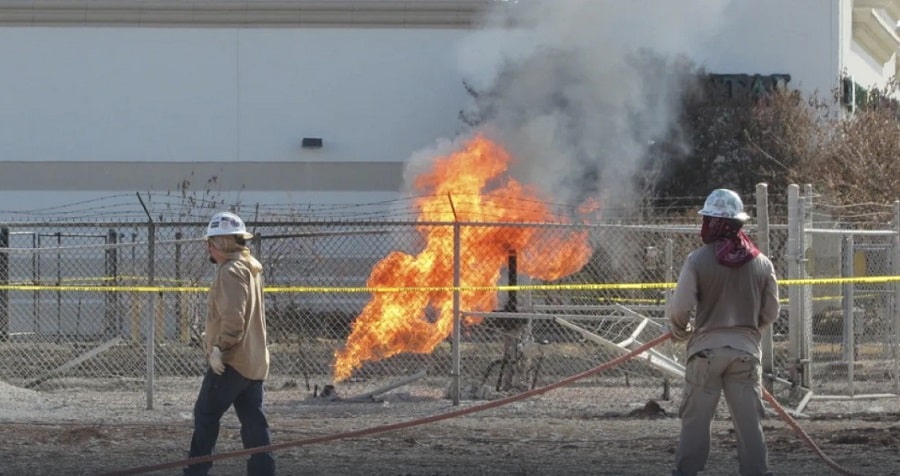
[668,323,692,343]
[208,346,225,375]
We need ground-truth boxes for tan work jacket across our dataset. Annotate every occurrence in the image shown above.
[205,252,270,381]
[666,244,780,359]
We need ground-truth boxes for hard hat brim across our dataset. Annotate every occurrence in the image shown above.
[698,210,750,222]
[203,231,254,240]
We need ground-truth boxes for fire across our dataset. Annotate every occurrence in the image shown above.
[332,135,594,382]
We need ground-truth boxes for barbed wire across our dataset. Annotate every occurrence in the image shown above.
[0,191,895,225]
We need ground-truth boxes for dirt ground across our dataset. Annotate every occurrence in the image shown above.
[1,378,898,476]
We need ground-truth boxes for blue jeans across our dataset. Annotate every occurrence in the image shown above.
[184,366,275,476]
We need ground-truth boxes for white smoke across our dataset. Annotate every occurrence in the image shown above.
[426,0,733,212]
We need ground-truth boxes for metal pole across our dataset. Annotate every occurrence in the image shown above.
[36,233,42,337]
[787,184,802,386]
[451,222,461,406]
[842,234,855,396]
[801,184,813,389]
[662,237,675,398]
[105,229,118,337]
[0,227,8,341]
[893,201,900,394]
[146,222,156,410]
[175,231,186,344]
[31,232,38,338]
[130,232,139,344]
[664,238,674,298]
[136,193,156,411]
[56,232,62,343]
[756,183,774,393]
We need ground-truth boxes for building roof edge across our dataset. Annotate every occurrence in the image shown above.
[0,1,493,28]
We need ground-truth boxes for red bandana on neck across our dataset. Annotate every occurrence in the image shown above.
[700,216,760,267]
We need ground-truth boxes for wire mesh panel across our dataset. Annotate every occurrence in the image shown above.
[0,226,120,384]
[795,192,900,397]
[0,202,896,409]
[7,229,110,338]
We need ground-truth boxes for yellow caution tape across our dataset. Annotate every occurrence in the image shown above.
[0,275,898,293]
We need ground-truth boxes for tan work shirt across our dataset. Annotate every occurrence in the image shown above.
[666,243,780,359]
[205,252,270,381]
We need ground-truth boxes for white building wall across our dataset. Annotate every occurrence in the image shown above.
[843,0,900,94]
[844,0,900,92]
[696,0,898,99]
[847,41,899,89]
[235,28,468,164]
[0,27,469,165]
[0,26,471,215]
[1,27,239,163]
[698,0,843,98]
[0,0,897,218]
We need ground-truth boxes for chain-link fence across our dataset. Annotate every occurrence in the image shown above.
[0,184,897,412]
[782,185,900,402]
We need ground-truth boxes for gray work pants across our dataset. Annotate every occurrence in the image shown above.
[673,347,771,476]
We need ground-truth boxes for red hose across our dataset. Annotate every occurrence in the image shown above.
[101,332,863,476]
[101,333,671,475]
[761,387,863,476]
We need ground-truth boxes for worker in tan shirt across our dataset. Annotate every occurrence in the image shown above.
[184,211,275,476]
[667,189,780,476]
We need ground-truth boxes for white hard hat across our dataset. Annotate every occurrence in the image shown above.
[698,188,750,222]
[204,211,253,239]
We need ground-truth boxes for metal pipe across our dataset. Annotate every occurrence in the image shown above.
[451,221,461,406]
[842,234,855,396]
[801,185,813,389]
[146,222,156,410]
[893,201,900,394]
[757,182,774,393]
[787,184,802,386]
[0,227,8,341]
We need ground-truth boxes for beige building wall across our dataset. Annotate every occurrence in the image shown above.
[0,1,492,213]
[1,1,897,214]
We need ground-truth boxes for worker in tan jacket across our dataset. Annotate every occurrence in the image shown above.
[184,211,274,476]
[667,189,780,476]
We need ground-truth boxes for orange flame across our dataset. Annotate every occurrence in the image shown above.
[332,135,594,382]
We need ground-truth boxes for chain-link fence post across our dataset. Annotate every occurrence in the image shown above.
[842,234,856,395]
[105,229,118,337]
[451,222,461,406]
[0,227,8,342]
[54,232,61,343]
[756,182,774,393]
[893,201,900,394]
[175,231,185,343]
[145,221,156,410]
[788,184,813,389]
[787,184,803,387]
[129,232,140,344]
[664,239,674,287]
[802,184,814,390]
